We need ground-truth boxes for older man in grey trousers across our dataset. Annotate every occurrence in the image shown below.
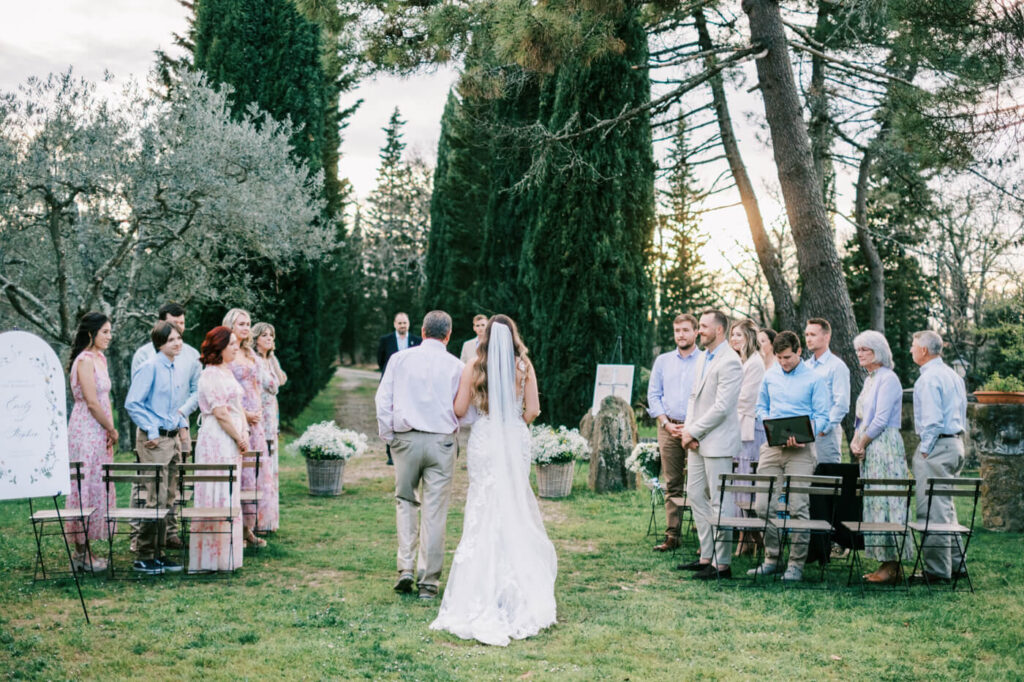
[375,311,464,600]
[910,330,968,585]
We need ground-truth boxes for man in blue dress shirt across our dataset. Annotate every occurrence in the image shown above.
[749,331,831,582]
[125,322,191,575]
[647,313,703,551]
[910,330,968,584]
[804,318,850,464]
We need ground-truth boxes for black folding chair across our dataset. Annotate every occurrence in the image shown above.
[102,462,170,578]
[711,473,776,584]
[179,462,241,575]
[29,462,96,579]
[771,474,843,586]
[841,478,914,594]
[908,477,982,592]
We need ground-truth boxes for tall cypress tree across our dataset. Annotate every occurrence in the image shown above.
[193,0,332,419]
[520,7,654,426]
[424,89,491,342]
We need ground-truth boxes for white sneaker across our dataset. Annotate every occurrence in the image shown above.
[782,565,803,581]
[746,562,778,577]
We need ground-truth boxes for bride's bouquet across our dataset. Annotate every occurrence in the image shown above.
[530,425,591,465]
[288,421,368,461]
[625,441,662,491]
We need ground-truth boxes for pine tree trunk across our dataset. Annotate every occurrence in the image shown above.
[695,9,796,330]
[742,0,861,436]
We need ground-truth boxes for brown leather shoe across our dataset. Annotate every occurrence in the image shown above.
[164,535,184,550]
[653,537,680,552]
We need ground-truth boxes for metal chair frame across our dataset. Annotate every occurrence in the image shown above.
[908,477,982,593]
[771,474,843,587]
[710,473,776,585]
[841,477,915,594]
[28,461,96,580]
[178,462,241,576]
[102,462,170,579]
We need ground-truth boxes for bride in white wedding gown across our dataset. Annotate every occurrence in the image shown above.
[429,315,557,646]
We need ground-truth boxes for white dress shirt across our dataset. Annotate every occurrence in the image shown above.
[376,338,464,441]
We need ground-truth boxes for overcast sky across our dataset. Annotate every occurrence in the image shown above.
[1,1,851,272]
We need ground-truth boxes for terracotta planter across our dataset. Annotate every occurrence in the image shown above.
[306,458,346,496]
[973,391,1024,405]
[536,461,574,498]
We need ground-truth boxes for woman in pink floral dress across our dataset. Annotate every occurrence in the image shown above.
[253,322,287,533]
[66,312,119,573]
[189,327,248,572]
[223,308,267,547]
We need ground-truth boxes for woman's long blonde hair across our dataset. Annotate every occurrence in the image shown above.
[730,318,760,361]
[470,314,530,415]
[222,308,253,352]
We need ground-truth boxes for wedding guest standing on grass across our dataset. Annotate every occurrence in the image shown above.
[647,313,702,552]
[849,330,913,585]
[128,301,200,552]
[65,312,118,573]
[223,308,267,548]
[909,330,968,586]
[804,318,850,464]
[729,319,767,556]
[125,321,189,575]
[749,331,830,582]
[758,328,777,371]
[190,326,248,573]
[253,321,287,534]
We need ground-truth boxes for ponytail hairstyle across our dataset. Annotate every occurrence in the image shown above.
[469,314,530,415]
[68,312,110,373]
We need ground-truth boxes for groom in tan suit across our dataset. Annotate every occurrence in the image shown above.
[677,310,743,580]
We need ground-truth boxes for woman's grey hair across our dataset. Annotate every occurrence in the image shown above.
[853,330,893,369]
[422,310,452,340]
[912,330,944,356]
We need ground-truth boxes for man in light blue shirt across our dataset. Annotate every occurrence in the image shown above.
[804,318,850,464]
[750,331,830,582]
[647,313,703,551]
[124,322,190,575]
[910,330,968,584]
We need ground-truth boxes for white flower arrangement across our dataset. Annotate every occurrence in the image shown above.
[530,424,591,466]
[288,421,367,461]
[625,441,661,481]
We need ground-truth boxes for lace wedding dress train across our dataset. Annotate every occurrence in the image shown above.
[429,325,557,646]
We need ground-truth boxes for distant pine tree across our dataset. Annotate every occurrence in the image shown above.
[520,8,655,426]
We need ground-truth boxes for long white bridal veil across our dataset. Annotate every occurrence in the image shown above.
[486,322,518,426]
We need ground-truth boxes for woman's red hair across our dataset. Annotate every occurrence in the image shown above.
[200,326,232,366]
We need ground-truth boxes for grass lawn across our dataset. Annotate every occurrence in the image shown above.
[2,369,1023,680]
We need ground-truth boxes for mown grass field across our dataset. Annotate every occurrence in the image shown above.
[2,369,1022,680]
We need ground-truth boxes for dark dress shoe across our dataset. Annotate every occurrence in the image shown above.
[693,564,732,580]
[418,585,438,600]
[910,572,950,585]
[652,538,679,552]
[676,559,708,571]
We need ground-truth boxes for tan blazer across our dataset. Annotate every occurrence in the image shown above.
[738,353,766,441]
[686,343,744,459]
[459,338,479,365]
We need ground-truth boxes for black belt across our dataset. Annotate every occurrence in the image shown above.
[664,417,684,425]
[938,432,963,439]
[157,428,179,437]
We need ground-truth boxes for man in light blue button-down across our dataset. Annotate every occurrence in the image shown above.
[804,318,850,464]
[647,313,703,551]
[910,330,968,584]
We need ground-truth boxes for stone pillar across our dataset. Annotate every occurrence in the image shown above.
[580,396,637,493]
[970,403,1024,532]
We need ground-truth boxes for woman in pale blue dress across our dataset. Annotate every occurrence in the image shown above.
[850,330,913,584]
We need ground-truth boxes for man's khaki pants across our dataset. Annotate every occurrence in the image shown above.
[913,438,966,578]
[135,430,181,560]
[755,442,817,569]
[391,430,457,589]
[657,422,687,539]
[686,450,735,565]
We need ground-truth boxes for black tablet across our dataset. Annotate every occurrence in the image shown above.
[762,415,815,447]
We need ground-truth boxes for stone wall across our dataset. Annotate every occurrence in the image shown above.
[970,403,1024,532]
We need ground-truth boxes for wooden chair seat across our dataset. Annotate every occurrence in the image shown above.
[908,520,970,534]
[667,494,689,508]
[239,490,262,503]
[31,507,95,522]
[182,507,243,520]
[106,507,173,521]
[842,520,906,534]
[772,518,833,533]
[715,515,766,531]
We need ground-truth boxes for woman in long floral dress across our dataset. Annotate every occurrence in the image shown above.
[189,327,248,572]
[850,330,914,584]
[253,322,287,533]
[66,312,119,573]
[223,308,267,547]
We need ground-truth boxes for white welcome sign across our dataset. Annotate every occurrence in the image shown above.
[0,330,70,501]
